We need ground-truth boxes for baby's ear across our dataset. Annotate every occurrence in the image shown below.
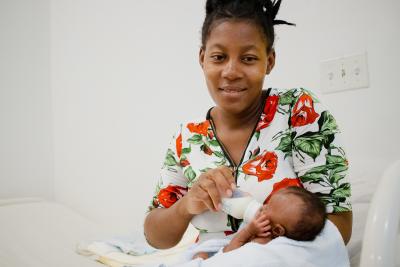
[272,224,285,237]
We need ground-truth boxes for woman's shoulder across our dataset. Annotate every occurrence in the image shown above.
[269,87,323,108]
[269,87,319,96]
[171,116,211,136]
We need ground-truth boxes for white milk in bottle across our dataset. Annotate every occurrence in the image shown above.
[221,189,261,221]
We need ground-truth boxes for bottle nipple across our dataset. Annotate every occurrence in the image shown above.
[243,199,262,223]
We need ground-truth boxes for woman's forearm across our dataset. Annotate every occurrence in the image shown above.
[144,197,194,249]
[327,211,353,244]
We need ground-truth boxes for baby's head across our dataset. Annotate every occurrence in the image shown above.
[261,186,326,241]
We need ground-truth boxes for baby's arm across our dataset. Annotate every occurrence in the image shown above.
[223,213,271,253]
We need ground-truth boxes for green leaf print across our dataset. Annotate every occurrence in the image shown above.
[332,183,351,199]
[318,111,338,135]
[214,157,227,166]
[305,165,329,175]
[326,155,348,175]
[333,206,351,212]
[184,166,197,181]
[330,164,348,174]
[300,172,324,183]
[323,134,335,150]
[182,146,191,155]
[213,151,225,158]
[275,133,292,155]
[294,135,324,160]
[326,155,346,165]
[208,140,220,147]
[279,89,296,106]
[187,134,203,145]
[164,149,177,166]
[330,173,345,185]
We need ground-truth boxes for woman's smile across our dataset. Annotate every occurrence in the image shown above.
[219,86,247,95]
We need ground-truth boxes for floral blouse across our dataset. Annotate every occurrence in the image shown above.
[149,88,351,242]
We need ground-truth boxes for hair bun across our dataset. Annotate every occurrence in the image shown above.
[205,0,231,15]
[205,0,219,15]
[261,0,295,26]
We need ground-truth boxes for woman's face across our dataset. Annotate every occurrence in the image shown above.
[199,20,275,115]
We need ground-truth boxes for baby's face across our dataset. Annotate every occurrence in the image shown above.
[260,190,303,233]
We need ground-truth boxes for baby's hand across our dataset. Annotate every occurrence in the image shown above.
[248,213,271,237]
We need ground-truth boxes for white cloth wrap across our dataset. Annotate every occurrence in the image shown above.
[153,220,349,267]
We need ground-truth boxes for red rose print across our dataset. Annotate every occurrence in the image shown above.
[263,178,303,204]
[256,95,279,131]
[201,144,213,155]
[224,231,235,236]
[290,93,319,127]
[242,151,278,182]
[187,120,210,136]
[157,185,188,208]
[207,129,214,140]
[152,198,160,208]
[180,159,190,167]
[176,133,182,158]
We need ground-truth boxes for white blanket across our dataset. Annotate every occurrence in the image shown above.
[154,220,349,267]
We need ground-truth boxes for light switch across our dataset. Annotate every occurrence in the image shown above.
[320,52,370,94]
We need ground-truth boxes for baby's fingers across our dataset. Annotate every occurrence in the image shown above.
[254,213,268,223]
[261,224,271,232]
[258,218,270,227]
[258,231,272,237]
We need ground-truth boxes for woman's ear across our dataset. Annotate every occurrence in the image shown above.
[199,48,205,69]
[272,224,285,237]
[265,49,276,75]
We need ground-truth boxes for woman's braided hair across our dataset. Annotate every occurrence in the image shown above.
[201,0,295,52]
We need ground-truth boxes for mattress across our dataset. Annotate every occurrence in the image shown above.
[0,199,109,267]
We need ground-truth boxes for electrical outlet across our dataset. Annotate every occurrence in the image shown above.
[320,53,369,94]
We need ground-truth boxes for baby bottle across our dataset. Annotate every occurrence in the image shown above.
[221,188,262,223]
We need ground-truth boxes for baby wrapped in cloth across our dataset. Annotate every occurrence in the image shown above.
[153,187,350,267]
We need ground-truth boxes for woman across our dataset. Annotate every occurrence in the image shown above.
[144,0,352,249]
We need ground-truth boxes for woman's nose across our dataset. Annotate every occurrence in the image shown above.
[221,59,243,80]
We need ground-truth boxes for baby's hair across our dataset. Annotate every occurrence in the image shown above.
[281,186,326,241]
[201,0,295,52]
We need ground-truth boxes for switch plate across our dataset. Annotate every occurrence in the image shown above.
[320,53,370,94]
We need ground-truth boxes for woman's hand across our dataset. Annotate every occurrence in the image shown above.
[182,166,236,215]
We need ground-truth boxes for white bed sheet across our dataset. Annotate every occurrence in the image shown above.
[0,199,110,267]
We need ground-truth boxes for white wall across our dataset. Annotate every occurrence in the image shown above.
[50,0,400,231]
[0,0,53,199]
[51,0,209,231]
[1,0,398,232]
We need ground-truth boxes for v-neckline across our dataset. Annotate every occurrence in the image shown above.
[206,88,271,180]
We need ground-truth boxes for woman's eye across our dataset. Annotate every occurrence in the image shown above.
[210,55,225,61]
[242,56,257,63]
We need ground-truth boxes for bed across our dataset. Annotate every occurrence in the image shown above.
[0,198,108,267]
[0,159,399,267]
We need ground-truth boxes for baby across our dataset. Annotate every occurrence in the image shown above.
[194,186,326,259]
